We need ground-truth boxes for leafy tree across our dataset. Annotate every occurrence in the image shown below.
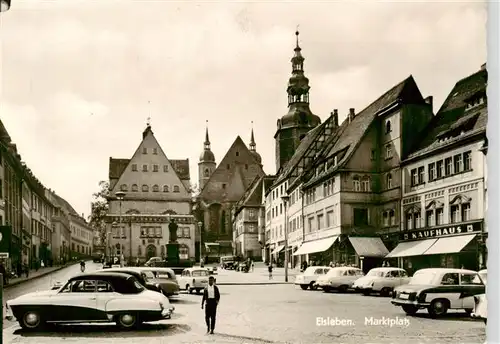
[88,180,109,244]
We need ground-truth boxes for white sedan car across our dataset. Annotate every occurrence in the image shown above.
[315,267,364,292]
[5,272,175,330]
[177,267,210,294]
[353,267,410,296]
[471,269,487,324]
[294,266,330,290]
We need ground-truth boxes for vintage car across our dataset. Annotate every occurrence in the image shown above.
[136,267,180,298]
[178,267,210,294]
[5,272,174,330]
[353,267,410,296]
[391,268,485,317]
[471,269,487,324]
[294,266,331,290]
[97,268,162,293]
[315,267,364,292]
[207,266,218,275]
[219,256,236,270]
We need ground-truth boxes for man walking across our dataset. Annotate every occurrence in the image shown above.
[201,276,220,334]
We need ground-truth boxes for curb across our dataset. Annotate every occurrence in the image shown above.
[4,263,76,289]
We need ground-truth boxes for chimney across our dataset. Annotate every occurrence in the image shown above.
[332,109,338,127]
[348,108,355,122]
[424,96,433,111]
[481,63,486,71]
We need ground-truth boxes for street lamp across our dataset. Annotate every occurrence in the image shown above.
[281,194,290,282]
[115,191,126,265]
[198,221,203,264]
[0,0,10,12]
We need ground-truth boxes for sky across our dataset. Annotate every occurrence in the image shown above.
[0,0,486,218]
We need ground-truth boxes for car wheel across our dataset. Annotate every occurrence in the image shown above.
[402,305,418,315]
[380,287,392,297]
[428,299,449,317]
[338,285,348,293]
[300,285,308,290]
[323,286,331,293]
[309,282,317,290]
[185,284,190,292]
[116,313,137,329]
[21,310,43,330]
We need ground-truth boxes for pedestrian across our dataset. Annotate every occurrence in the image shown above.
[268,263,273,280]
[136,257,140,267]
[41,260,45,268]
[251,260,254,272]
[201,275,220,334]
[200,257,204,268]
[23,262,29,278]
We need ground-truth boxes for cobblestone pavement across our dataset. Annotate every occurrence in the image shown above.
[2,263,486,344]
[209,264,297,284]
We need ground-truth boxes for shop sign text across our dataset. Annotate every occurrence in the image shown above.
[400,221,482,241]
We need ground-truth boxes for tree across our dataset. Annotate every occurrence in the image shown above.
[88,180,110,245]
[189,182,200,198]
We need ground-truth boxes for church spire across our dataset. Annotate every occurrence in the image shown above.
[200,120,216,163]
[287,28,310,106]
[249,121,256,151]
[204,120,211,150]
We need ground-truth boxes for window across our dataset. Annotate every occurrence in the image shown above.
[163,185,169,192]
[245,164,248,170]
[179,246,189,259]
[436,160,444,178]
[418,166,425,184]
[204,168,210,177]
[410,169,418,186]
[155,227,162,237]
[461,273,483,285]
[353,208,369,226]
[426,210,435,227]
[406,212,413,230]
[385,144,392,159]
[362,177,371,192]
[142,184,149,192]
[317,214,324,229]
[308,217,314,232]
[152,184,159,192]
[248,209,256,219]
[428,163,436,181]
[326,211,334,228]
[120,184,128,191]
[226,164,230,169]
[370,150,376,160]
[436,208,444,225]
[132,184,138,192]
[389,210,396,226]
[441,273,459,285]
[132,164,138,171]
[142,147,147,154]
[248,224,256,233]
[222,184,226,189]
[353,176,361,191]
[142,164,148,172]
[163,165,169,172]
[463,151,472,171]
[385,120,392,134]
[96,281,114,293]
[453,154,463,174]
[383,211,389,226]
[462,203,471,221]
[414,211,421,229]
[153,164,159,172]
[236,151,239,156]
[450,205,460,223]
[173,185,180,193]
[386,173,392,189]
[280,204,283,214]
[153,148,158,155]
[445,157,452,176]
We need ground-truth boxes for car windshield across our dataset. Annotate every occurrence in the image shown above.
[409,271,436,285]
[192,270,209,277]
[134,280,145,292]
[142,271,155,279]
[367,270,385,277]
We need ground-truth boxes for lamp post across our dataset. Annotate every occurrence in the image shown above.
[281,194,290,282]
[198,221,203,264]
[115,191,125,264]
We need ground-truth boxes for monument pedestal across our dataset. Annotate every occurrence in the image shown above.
[166,243,180,265]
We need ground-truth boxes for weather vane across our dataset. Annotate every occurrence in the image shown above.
[147,101,151,126]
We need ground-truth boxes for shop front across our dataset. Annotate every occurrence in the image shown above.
[386,220,485,275]
[343,236,390,273]
[293,235,339,266]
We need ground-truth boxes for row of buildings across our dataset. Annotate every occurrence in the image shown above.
[0,120,95,272]
[232,31,488,273]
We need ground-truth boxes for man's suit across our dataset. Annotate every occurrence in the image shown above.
[202,284,220,331]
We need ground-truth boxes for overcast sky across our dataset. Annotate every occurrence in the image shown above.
[0,0,486,217]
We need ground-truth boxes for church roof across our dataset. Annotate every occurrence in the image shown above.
[233,175,265,217]
[108,157,190,181]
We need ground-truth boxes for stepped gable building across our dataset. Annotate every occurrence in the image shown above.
[195,126,265,260]
[275,30,321,173]
[105,123,195,263]
[386,64,488,272]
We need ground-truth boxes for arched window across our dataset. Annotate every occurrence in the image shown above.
[386,173,393,189]
[173,185,180,193]
[142,184,149,192]
[153,184,159,192]
[220,210,226,234]
[362,176,371,192]
[163,185,169,192]
[353,176,361,191]
[204,168,210,177]
[120,184,128,191]
[131,184,138,192]
[126,209,140,214]
[385,120,392,134]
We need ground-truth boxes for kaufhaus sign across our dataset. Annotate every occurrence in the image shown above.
[400,220,482,241]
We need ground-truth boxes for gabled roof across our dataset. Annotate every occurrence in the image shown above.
[407,67,487,158]
[52,192,79,216]
[234,175,265,217]
[109,158,190,181]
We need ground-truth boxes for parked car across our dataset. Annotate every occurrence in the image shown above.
[178,267,210,294]
[391,268,485,317]
[353,267,410,296]
[4,272,175,330]
[315,267,364,292]
[136,267,180,298]
[97,268,162,293]
[207,266,218,275]
[471,269,487,324]
[294,266,331,290]
[145,257,166,267]
[220,256,236,270]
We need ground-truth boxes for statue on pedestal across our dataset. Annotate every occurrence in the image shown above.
[168,218,178,243]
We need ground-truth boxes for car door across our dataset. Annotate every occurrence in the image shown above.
[95,279,117,320]
[308,268,324,284]
[56,279,98,321]
[439,272,461,308]
[459,273,485,310]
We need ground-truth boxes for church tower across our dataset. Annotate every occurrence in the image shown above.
[249,122,263,167]
[198,121,216,190]
[274,30,321,173]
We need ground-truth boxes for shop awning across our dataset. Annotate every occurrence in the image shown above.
[422,234,476,255]
[205,242,220,249]
[349,237,389,257]
[293,236,339,256]
[271,245,285,255]
[385,239,438,258]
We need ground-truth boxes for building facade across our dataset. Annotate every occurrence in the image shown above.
[386,64,488,272]
[69,213,93,258]
[105,124,195,264]
[46,189,72,263]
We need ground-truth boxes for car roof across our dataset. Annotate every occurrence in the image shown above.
[184,267,208,271]
[478,269,487,274]
[370,267,404,272]
[329,266,361,271]
[70,272,134,281]
[415,268,478,274]
[138,267,175,273]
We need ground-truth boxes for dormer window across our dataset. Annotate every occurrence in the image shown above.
[142,148,147,154]
[120,184,128,191]
[385,120,392,134]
